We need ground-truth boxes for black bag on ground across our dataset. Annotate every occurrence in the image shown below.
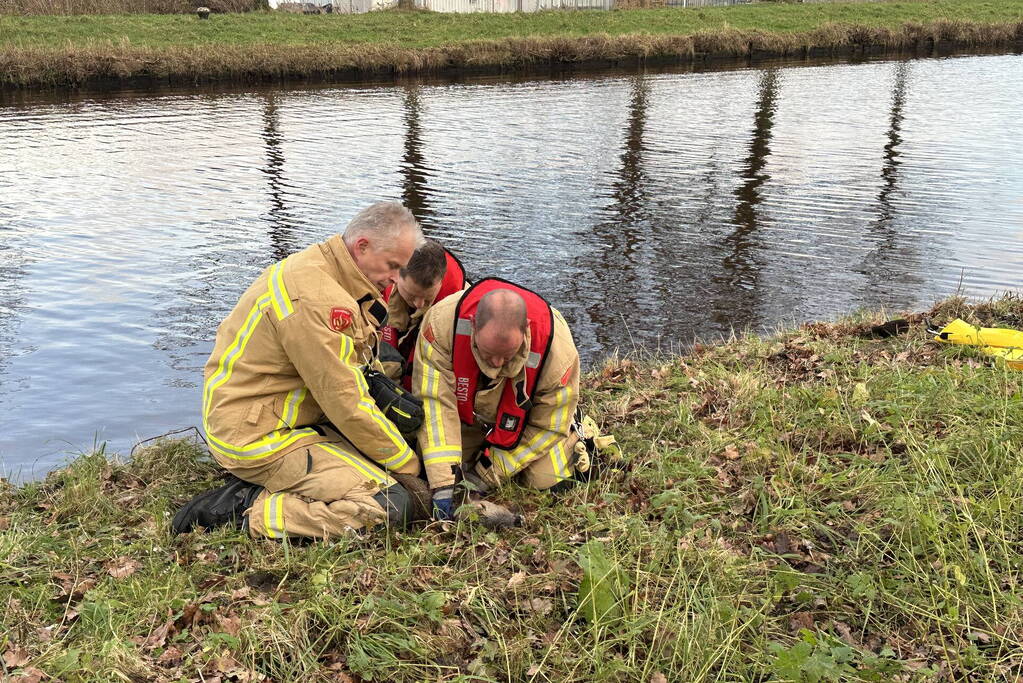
[363,368,424,438]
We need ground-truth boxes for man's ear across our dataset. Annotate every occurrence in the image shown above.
[356,236,371,255]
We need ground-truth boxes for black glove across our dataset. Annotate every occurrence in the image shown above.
[363,368,424,438]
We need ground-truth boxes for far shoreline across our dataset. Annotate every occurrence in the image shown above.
[2,2,1022,90]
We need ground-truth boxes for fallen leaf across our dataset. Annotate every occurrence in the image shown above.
[650,674,668,683]
[11,667,46,683]
[144,617,174,650]
[215,613,242,637]
[0,516,9,530]
[507,572,526,589]
[722,444,741,461]
[213,652,241,673]
[526,664,541,676]
[789,611,814,632]
[522,598,552,616]
[105,556,142,579]
[230,586,251,600]
[3,646,30,668]
[156,646,183,666]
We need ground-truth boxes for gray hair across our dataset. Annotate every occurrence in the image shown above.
[342,201,424,249]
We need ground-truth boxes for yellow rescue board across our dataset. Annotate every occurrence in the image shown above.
[934,319,1023,370]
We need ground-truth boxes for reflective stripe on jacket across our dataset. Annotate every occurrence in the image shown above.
[412,289,580,490]
[451,278,554,450]
[202,234,418,477]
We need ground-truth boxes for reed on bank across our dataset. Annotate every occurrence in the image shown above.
[3,294,1023,680]
[1,0,1022,87]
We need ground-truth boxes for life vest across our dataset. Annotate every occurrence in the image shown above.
[381,249,467,387]
[452,278,554,450]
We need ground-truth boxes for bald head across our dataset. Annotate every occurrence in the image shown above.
[473,289,527,369]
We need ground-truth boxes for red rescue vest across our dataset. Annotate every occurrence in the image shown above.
[381,249,467,388]
[452,278,554,450]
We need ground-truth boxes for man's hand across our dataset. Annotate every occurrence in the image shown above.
[431,486,455,521]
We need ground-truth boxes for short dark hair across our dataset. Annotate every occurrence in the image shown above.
[400,238,447,288]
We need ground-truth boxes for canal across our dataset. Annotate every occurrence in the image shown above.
[1,53,1021,477]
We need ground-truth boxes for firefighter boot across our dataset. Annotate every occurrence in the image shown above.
[171,475,263,535]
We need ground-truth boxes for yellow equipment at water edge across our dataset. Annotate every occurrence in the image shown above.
[932,319,1023,370]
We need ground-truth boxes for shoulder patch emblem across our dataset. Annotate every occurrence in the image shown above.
[330,307,353,332]
[423,322,436,345]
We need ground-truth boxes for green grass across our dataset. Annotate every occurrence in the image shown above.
[2,0,1022,49]
[2,294,1023,680]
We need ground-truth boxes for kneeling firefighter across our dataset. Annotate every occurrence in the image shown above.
[412,278,616,519]
[173,202,446,541]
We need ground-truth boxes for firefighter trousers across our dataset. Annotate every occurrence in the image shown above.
[222,440,411,541]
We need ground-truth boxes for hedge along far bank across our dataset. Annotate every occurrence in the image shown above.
[1,18,1022,88]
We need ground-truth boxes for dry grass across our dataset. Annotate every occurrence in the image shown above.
[2,0,263,14]
[3,294,1023,680]
[0,18,1020,87]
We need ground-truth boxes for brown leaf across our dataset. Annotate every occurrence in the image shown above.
[526,664,541,676]
[11,667,46,683]
[506,572,527,589]
[215,613,242,637]
[789,611,814,632]
[213,652,242,673]
[522,598,552,616]
[3,646,30,668]
[650,674,668,683]
[722,444,741,461]
[0,516,10,531]
[230,586,251,600]
[144,617,174,650]
[156,646,183,666]
[105,556,142,579]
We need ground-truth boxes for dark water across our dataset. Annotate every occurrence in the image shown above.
[2,54,1022,478]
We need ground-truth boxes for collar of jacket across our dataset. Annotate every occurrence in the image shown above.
[322,234,383,309]
[387,290,413,332]
[471,325,531,382]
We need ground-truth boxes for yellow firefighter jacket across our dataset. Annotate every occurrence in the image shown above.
[412,292,581,490]
[202,235,418,478]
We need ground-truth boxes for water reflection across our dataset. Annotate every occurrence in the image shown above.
[713,68,780,330]
[262,92,301,261]
[572,75,651,352]
[400,84,437,231]
[856,62,924,302]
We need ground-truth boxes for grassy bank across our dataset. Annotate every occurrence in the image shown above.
[1,1,1022,87]
[3,294,1023,680]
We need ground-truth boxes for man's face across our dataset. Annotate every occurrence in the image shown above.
[473,321,524,369]
[351,229,418,292]
[395,274,442,311]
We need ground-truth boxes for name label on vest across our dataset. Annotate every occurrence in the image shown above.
[456,376,471,404]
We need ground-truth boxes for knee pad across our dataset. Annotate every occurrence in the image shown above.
[373,483,413,529]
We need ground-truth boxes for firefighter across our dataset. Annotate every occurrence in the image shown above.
[379,238,467,389]
[173,201,429,540]
[412,278,583,519]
